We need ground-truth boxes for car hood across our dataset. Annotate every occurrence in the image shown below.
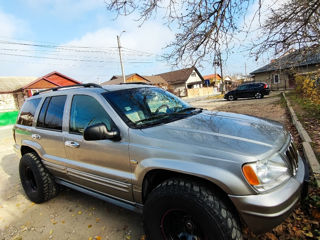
[138,111,288,163]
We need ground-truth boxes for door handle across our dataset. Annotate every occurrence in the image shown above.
[31,134,41,140]
[65,141,80,148]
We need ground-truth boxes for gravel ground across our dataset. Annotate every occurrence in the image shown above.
[1,92,316,240]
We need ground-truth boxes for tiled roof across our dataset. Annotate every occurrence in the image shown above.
[251,45,320,74]
[102,66,203,86]
[156,67,195,84]
[203,74,221,80]
[101,73,150,85]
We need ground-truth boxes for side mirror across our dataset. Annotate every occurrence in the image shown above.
[83,123,120,141]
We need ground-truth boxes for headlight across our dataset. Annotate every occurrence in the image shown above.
[242,154,291,192]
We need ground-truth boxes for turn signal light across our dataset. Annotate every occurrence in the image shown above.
[242,165,260,186]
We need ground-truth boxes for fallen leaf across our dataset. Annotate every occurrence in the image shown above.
[265,232,277,240]
[49,229,53,235]
[95,218,100,223]
[304,231,314,238]
[94,236,101,240]
[78,211,82,215]
[12,236,22,240]
[88,224,92,228]
[312,209,320,219]
[140,235,146,240]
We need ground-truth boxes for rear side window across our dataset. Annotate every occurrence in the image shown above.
[17,98,41,126]
[70,95,113,134]
[36,97,50,128]
[36,96,66,131]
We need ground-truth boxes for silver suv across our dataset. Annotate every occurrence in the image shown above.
[14,83,308,240]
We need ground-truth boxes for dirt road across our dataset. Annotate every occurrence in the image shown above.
[0,127,144,240]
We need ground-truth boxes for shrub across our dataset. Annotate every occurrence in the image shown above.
[295,72,320,105]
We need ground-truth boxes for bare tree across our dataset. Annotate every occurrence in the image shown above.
[105,0,252,66]
[250,0,320,60]
[105,0,320,65]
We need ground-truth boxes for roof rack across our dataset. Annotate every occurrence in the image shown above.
[120,82,150,85]
[33,83,102,96]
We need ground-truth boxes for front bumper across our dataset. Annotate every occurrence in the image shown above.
[229,156,309,233]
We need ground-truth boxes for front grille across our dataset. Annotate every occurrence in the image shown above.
[284,141,299,176]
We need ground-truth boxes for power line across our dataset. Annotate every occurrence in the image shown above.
[0,52,155,64]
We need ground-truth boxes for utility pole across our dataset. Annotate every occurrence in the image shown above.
[117,33,126,83]
[219,51,225,94]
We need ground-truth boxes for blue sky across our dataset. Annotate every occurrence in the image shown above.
[0,0,280,83]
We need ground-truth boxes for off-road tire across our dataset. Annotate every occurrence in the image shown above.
[19,153,59,203]
[143,179,242,240]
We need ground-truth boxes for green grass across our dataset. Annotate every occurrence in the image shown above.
[0,111,18,126]
[286,91,320,120]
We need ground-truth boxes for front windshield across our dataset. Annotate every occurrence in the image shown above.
[102,87,200,128]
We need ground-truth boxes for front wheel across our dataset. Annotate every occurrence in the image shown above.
[143,179,242,240]
[227,95,236,101]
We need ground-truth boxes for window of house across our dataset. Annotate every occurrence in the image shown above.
[17,98,41,126]
[69,95,113,134]
[36,95,67,131]
[191,71,196,77]
[273,74,280,84]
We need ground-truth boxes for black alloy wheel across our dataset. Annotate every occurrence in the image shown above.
[228,95,235,101]
[161,209,204,240]
[255,92,262,99]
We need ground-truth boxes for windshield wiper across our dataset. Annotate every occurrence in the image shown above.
[135,114,169,125]
[174,107,203,114]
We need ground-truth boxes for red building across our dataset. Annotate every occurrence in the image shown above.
[23,71,81,97]
[0,71,81,110]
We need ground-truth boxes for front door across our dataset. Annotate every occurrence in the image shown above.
[289,74,295,88]
[64,94,133,201]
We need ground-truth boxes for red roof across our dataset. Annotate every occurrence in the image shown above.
[203,74,221,80]
[23,71,81,89]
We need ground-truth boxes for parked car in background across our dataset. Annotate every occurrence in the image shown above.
[224,82,270,101]
[14,83,307,240]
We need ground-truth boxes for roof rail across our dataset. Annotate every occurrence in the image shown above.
[33,83,102,96]
[120,82,150,85]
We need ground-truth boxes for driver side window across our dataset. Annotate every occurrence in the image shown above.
[70,95,113,134]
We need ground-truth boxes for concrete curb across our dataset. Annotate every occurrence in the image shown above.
[282,92,320,187]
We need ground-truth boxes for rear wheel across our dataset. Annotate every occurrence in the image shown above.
[19,152,59,203]
[255,92,263,99]
[143,179,242,240]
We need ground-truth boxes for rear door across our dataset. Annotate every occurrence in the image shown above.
[32,95,68,179]
[236,85,248,98]
[63,94,133,201]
